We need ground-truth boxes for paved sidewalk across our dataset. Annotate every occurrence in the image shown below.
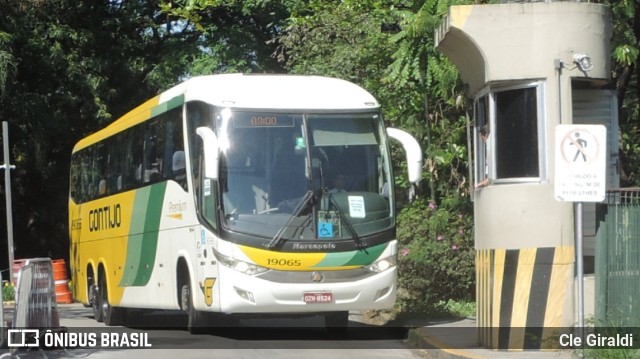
[407,318,575,359]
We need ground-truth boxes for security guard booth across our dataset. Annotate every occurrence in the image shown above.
[436,2,616,349]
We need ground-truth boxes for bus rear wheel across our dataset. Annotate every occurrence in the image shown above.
[180,281,208,334]
[91,283,103,323]
[98,273,125,326]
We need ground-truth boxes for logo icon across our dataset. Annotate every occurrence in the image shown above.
[311,271,324,283]
[8,329,40,347]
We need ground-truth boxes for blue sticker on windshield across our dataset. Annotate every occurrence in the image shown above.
[318,222,334,238]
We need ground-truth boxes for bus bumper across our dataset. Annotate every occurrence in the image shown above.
[214,266,397,314]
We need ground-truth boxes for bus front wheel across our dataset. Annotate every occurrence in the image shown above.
[180,282,208,334]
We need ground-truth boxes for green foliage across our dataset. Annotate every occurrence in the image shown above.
[3,282,14,302]
[0,31,16,96]
[582,320,640,359]
[604,0,640,186]
[614,45,639,67]
[441,299,476,318]
[396,198,475,312]
[0,0,205,264]
[280,0,397,91]
[158,0,289,74]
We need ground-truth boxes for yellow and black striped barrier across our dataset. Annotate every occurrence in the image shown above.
[476,246,574,350]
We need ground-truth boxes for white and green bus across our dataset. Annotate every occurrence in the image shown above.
[69,74,422,332]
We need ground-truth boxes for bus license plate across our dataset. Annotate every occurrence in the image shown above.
[303,292,333,303]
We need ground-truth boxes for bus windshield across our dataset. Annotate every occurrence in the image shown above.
[206,109,393,243]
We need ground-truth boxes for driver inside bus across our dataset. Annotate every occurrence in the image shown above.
[329,173,347,193]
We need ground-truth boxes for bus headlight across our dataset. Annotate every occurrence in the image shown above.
[363,256,397,273]
[215,251,269,276]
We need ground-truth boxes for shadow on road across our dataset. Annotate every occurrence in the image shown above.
[123,309,410,345]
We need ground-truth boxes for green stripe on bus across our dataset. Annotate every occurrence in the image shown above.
[150,95,184,117]
[313,242,388,268]
[119,187,151,287]
[119,183,167,287]
[344,243,387,266]
[132,182,167,285]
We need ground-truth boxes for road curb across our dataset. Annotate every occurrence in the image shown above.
[408,327,489,359]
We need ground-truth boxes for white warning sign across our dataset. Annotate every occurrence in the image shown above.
[554,125,607,202]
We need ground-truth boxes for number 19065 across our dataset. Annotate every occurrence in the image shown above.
[267,258,302,267]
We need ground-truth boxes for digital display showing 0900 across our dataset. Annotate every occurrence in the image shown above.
[232,112,298,128]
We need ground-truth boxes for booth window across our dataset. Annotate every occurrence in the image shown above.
[495,86,539,178]
[474,83,544,187]
[474,94,490,187]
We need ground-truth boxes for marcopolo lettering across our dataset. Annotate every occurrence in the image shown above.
[89,204,122,232]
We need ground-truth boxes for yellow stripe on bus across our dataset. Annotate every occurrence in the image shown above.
[239,245,362,271]
[72,95,161,153]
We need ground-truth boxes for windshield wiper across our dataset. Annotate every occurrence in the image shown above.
[326,191,366,251]
[265,190,315,249]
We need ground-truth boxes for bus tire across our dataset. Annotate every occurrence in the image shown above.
[91,283,103,323]
[99,272,125,326]
[181,281,208,334]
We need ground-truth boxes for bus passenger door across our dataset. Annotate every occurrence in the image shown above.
[193,226,219,309]
[191,134,221,311]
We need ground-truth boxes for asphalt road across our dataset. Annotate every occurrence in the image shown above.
[2,303,427,359]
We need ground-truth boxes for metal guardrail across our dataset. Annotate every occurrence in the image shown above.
[604,187,640,204]
[4,258,61,357]
[13,258,57,329]
[596,189,640,327]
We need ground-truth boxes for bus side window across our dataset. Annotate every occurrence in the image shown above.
[70,154,80,203]
[93,143,108,199]
[165,109,187,190]
[106,135,123,195]
[173,150,187,189]
[143,119,164,184]
[123,124,143,190]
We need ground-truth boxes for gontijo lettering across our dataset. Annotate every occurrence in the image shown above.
[89,203,122,232]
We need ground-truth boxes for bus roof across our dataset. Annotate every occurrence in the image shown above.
[72,74,380,153]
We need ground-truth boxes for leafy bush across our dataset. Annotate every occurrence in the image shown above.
[3,281,15,302]
[396,198,475,313]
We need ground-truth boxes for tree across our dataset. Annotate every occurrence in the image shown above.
[0,0,204,268]
[0,31,15,96]
[159,0,290,75]
[0,0,292,270]
[606,0,640,185]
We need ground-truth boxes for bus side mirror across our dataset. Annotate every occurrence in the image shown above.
[196,127,220,180]
[386,127,423,184]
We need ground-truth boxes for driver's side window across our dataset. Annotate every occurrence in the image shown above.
[187,102,218,231]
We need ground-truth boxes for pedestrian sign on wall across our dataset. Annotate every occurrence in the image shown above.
[554,124,607,202]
